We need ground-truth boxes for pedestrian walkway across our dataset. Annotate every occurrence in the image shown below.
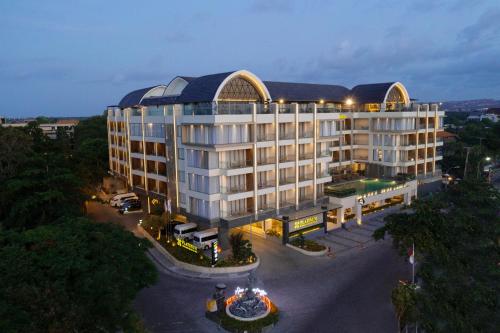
[315,204,402,257]
[147,247,252,280]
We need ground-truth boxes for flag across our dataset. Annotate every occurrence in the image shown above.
[408,247,415,264]
[167,199,172,213]
[164,199,168,212]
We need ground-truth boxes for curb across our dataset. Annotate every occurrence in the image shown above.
[138,225,260,275]
[286,243,328,256]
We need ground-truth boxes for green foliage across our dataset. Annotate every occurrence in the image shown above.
[0,217,157,333]
[374,180,500,332]
[73,115,109,193]
[230,231,254,262]
[324,187,356,197]
[391,283,417,330]
[0,126,33,182]
[290,237,326,252]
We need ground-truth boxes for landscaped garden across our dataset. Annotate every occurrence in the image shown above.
[289,234,326,252]
[141,213,257,267]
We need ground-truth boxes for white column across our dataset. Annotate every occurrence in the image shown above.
[313,103,317,203]
[356,201,362,225]
[293,103,299,209]
[252,103,258,216]
[273,103,280,214]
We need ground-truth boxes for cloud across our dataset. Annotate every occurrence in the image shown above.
[275,6,500,100]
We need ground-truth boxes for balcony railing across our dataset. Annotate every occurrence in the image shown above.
[279,177,295,185]
[257,181,275,189]
[299,131,313,138]
[219,160,253,169]
[299,153,314,160]
[317,151,330,158]
[279,155,295,163]
[317,106,342,113]
[221,186,251,194]
[222,207,254,218]
[299,173,313,181]
[257,157,275,165]
[257,133,275,141]
[279,132,295,140]
[317,171,330,178]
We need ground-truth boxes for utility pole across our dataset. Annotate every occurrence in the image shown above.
[463,147,471,179]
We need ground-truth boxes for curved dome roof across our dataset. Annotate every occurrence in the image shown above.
[264,81,349,103]
[118,86,160,108]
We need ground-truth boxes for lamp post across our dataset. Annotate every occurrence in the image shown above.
[477,156,491,179]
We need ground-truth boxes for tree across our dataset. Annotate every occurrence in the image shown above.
[73,116,109,194]
[229,231,253,262]
[0,127,33,182]
[374,181,500,332]
[392,283,417,331]
[0,217,157,333]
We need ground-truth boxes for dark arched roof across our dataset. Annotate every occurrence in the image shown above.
[118,86,160,108]
[264,81,350,103]
[350,82,396,104]
[176,71,236,103]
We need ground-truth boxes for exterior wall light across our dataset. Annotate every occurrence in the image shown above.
[279,99,284,104]
[319,99,325,104]
[345,98,354,106]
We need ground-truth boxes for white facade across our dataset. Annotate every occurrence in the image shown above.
[107,70,444,228]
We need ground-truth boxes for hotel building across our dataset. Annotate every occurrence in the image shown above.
[107,70,443,244]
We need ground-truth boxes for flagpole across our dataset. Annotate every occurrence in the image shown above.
[412,242,415,284]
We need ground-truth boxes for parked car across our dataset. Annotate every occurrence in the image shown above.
[192,228,219,250]
[173,222,198,240]
[118,199,142,214]
[110,192,138,207]
[118,196,141,208]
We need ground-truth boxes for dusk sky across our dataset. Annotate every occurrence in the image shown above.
[1,0,499,117]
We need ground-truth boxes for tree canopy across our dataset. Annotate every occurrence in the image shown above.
[0,217,157,333]
[374,180,500,332]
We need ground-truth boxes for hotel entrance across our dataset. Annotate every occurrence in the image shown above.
[239,218,283,242]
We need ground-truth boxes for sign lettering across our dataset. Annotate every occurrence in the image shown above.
[176,238,198,253]
[293,216,319,230]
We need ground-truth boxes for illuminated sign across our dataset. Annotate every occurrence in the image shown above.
[211,240,219,266]
[339,114,347,119]
[176,238,198,253]
[291,215,322,232]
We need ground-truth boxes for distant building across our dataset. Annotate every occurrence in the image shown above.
[1,119,80,138]
[0,116,5,125]
[484,108,500,123]
[466,108,499,123]
[437,131,458,144]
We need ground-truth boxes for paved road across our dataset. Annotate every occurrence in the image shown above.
[87,202,410,333]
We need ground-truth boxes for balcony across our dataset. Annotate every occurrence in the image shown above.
[219,160,253,169]
[257,133,275,141]
[279,132,295,140]
[221,185,252,194]
[317,106,342,113]
[279,155,295,163]
[316,171,330,178]
[279,177,295,185]
[317,151,331,158]
[257,181,275,189]
[299,131,313,138]
[257,157,275,165]
[222,207,254,219]
[299,152,314,160]
[299,173,313,181]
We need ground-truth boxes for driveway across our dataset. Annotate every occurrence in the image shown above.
[87,201,409,333]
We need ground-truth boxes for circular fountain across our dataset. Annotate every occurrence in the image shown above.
[225,273,271,321]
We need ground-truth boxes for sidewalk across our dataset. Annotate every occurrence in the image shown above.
[146,247,252,280]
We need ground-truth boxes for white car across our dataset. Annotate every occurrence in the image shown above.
[192,228,219,250]
[110,192,138,207]
[173,222,198,240]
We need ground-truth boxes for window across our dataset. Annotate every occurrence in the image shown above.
[179,171,185,183]
[178,148,185,160]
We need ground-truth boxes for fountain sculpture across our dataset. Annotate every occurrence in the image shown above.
[226,272,271,321]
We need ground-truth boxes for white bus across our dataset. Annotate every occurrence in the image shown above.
[173,222,198,240]
[110,192,138,207]
[192,228,219,250]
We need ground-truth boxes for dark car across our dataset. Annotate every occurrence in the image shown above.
[118,199,142,214]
